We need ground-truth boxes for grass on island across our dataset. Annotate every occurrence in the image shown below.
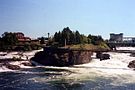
[67,43,110,51]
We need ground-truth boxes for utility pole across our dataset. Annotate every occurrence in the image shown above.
[65,39,66,47]
[47,33,50,39]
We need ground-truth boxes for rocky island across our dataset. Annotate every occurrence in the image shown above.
[31,43,110,66]
[31,47,93,66]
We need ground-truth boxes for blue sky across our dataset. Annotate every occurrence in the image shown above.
[0,0,135,39]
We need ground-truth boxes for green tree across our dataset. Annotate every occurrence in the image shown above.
[75,31,81,44]
[62,27,72,45]
[2,32,18,46]
[80,34,88,44]
[40,37,45,44]
[88,34,104,45]
[53,27,89,45]
[0,37,4,50]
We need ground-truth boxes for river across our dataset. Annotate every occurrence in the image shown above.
[0,47,135,90]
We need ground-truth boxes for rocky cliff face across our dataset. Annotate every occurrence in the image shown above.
[31,47,93,66]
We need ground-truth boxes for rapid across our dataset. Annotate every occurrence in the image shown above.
[0,47,135,90]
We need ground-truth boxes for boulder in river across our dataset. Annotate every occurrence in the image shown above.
[21,62,32,66]
[96,52,110,61]
[128,60,135,68]
[100,54,110,61]
[5,63,21,70]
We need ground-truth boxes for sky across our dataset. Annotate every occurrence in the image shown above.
[0,0,135,39]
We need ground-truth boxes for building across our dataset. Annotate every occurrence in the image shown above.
[14,32,42,45]
[15,32,24,39]
[14,32,31,44]
[109,33,123,43]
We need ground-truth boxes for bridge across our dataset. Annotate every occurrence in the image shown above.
[108,42,135,47]
[108,36,135,49]
[107,42,135,51]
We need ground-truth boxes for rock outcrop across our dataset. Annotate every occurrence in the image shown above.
[128,60,135,68]
[31,47,93,66]
[96,52,110,61]
[5,63,20,70]
[21,62,32,66]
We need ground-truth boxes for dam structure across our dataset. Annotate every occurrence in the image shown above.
[107,33,135,50]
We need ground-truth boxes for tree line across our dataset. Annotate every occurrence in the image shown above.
[0,27,107,51]
[53,27,104,46]
[0,32,41,51]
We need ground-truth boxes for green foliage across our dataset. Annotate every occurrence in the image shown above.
[87,34,103,45]
[0,28,109,51]
[53,27,89,46]
[31,44,38,50]
[0,32,42,51]
[38,37,45,44]
[52,27,110,50]
[0,32,18,51]
[98,42,110,50]
[75,31,81,44]
[80,34,88,44]
[24,44,32,51]
[2,32,18,46]
[53,27,107,47]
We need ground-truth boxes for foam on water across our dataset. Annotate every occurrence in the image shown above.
[117,47,135,50]
[65,51,135,86]
[1,47,135,88]
[30,47,135,86]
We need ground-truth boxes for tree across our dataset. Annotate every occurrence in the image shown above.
[38,37,45,44]
[53,27,106,46]
[62,27,72,45]
[54,32,58,42]
[53,27,90,45]
[80,34,88,44]
[88,34,104,45]
[75,31,81,44]
[0,37,4,50]
[2,32,18,46]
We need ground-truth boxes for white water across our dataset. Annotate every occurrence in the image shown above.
[0,49,43,72]
[71,52,135,86]
[0,49,43,60]
[1,47,135,86]
[27,47,135,87]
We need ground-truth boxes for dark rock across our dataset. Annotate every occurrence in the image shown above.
[5,64,20,70]
[100,54,110,61]
[96,52,102,58]
[0,54,7,56]
[21,62,32,66]
[130,52,135,57]
[31,47,93,66]
[128,60,135,68]
[96,52,110,61]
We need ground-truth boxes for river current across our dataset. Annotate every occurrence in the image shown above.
[1,51,135,90]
